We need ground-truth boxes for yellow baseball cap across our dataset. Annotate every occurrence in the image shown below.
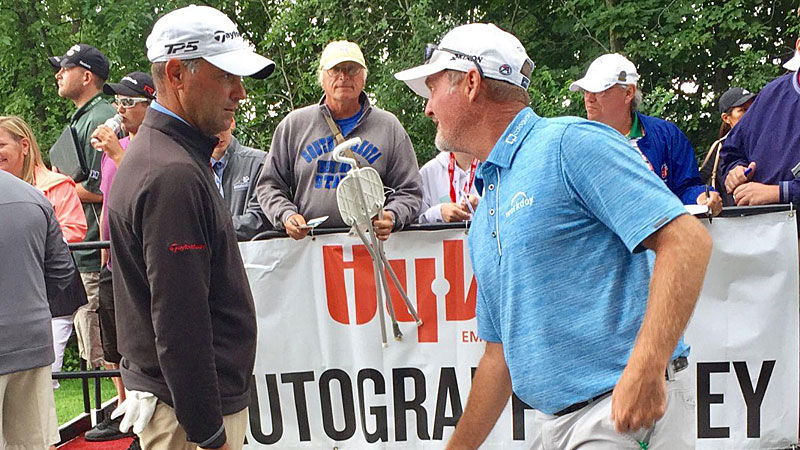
[319,40,366,70]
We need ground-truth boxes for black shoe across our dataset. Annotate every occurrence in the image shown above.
[127,437,141,450]
[84,416,135,441]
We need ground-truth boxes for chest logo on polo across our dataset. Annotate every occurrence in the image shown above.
[505,191,534,218]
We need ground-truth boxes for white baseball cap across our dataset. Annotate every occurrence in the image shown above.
[569,53,639,93]
[784,49,800,72]
[146,5,275,79]
[394,23,534,98]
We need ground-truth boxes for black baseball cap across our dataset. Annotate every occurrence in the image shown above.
[718,87,756,114]
[103,72,156,99]
[48,44,110,81]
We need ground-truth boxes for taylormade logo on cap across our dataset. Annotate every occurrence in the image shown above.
[146,5,275,79]
[147,6,247,61]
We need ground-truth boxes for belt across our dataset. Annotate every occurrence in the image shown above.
[553,356,689,417]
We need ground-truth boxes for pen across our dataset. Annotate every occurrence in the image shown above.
[743,167,753,177]
[461,189,476,215]
[704,184,712,224]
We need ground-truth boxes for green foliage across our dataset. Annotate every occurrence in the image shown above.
[54,377,117,425]
[0,0,797,165]
[61,335,82,372]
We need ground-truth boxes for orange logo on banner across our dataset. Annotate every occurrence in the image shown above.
[322,239,477,342]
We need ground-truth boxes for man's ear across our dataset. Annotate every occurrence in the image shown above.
[795,37,800,52]
[464,68,482,102]
[82,70,92,87]
[164,58,187,91]
[626,85,636,104]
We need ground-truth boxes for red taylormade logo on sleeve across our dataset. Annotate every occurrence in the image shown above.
[169,243,206,253]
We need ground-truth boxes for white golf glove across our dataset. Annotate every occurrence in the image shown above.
[111,389,158,434]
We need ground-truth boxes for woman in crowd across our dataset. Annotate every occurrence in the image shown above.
[700,87,756,206]
[0,115,87,387]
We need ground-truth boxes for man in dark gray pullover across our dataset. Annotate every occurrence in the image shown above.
[0,170,75,449]
[107,5,274,450]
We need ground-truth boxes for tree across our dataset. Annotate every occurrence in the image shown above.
[0,0,796,164]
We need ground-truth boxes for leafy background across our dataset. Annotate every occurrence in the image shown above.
[0,0,797,165]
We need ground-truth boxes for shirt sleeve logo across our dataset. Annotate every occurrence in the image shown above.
[169,243,207,253]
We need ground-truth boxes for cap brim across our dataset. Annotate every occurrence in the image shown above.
[569,77,615,93]
[103,82,151,98]
[322,56,367,70]
[730,93,756,109]
[394,60,450,98]
[204,49,276,80]
[48,56,62,69]
[784,52,800,72]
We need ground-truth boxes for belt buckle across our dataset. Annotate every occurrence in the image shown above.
[666,361,676,381]
[666,356,688,381]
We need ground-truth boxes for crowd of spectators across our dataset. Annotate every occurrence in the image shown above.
[1,3,799,449]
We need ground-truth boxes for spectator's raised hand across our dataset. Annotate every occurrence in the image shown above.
[91,125,125,165]
[284,213,310,240]
[441,203,471,222]
[725,161,756,194]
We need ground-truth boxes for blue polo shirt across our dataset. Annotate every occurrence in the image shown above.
[469,108,688,415]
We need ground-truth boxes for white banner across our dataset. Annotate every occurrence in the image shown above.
[240,211,798,449]
[686,211,799,449]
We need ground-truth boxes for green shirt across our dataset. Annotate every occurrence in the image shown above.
[70,93,115,272]
[627,112,644,139]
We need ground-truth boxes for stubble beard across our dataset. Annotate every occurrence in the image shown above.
[434,123,467,153]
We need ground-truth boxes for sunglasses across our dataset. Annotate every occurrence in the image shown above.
[326,64,364,78]
[423,44,484,78]
[115,96,150,108]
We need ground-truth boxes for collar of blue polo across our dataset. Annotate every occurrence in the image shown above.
[484,107,541,169]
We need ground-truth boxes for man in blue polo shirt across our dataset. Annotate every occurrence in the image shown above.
[396,24,712,448]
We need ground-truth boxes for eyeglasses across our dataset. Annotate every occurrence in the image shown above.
[423,44,484,78]
[326,64,364,78]
[115,96,150,108]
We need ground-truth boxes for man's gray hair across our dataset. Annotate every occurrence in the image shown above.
[446,70,531,106]
[620,84,643,111]
[151,58,204,88]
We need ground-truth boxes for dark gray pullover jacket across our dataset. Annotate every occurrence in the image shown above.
[108,108,257,449]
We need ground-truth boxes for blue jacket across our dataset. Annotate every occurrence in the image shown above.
[636,112,707,205]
